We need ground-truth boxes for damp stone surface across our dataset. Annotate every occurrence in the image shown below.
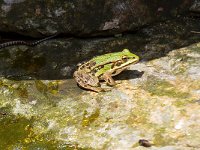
[0,42,200,149]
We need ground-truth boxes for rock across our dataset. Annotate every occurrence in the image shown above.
[190,0,200,13]
[0,16,200,79]
[0,40,200,149]
[0,0,194,37]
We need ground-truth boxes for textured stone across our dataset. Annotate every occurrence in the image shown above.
[0,41,200,149]
[0,0,194,37]
[190,0,200,12]
[0,17,200,79]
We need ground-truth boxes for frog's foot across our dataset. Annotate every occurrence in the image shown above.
[86,84,105,92]
[78,83,104,92]
[75,79,104,92]
[102,73,116,86]
[115,80,122,84]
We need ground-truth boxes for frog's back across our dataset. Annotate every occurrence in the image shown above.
[91,52,122,66]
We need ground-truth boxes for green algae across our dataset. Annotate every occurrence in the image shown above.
[126,106,149,126]
[0,115,32,149]
[0,109,88,150]
[153,131,176,146]
[23,135,87,150]
[143,76,190,99]
[0,79,30,98]
[34,80,59,95]
[0,78,61,105]
[82,109,100,127]
[173,98,193,107]
[170,48,200,75]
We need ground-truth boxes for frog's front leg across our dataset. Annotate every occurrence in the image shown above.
[102,72,116,86]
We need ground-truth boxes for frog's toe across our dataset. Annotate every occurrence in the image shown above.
[91,87,105,93]
[116,80,122,84]
[106,81,116,86]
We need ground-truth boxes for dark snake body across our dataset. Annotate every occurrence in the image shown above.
[0,34,57,49]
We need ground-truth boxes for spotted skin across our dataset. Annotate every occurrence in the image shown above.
[73,49,139,92]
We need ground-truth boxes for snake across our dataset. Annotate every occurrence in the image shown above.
[0,34,58,49]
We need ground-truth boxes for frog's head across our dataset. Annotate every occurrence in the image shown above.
[109,49,139,71]
[121,49,139,62]
[113,49,139,70]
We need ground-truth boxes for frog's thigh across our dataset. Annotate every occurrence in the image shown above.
[85,85,104,92]
[74,71,99,86]
[74,71,103,92]
[77,80,103,92]
[102,72,116,86]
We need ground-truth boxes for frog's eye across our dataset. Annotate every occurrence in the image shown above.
[112,61,122,68]
[122,49,130,53]
[89,61,96,66]
[115,61,122,66]
[122,56,128,62]
[77,62,82,67]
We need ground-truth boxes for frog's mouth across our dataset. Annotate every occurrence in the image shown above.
[113,58,139,70]
[109,58,139,77]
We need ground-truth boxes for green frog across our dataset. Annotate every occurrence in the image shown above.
[73,49,139,92]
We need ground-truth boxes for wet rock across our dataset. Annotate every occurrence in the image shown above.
[0,0,194,37]
[0,17,200,79]
[190,0,200,13]
[0,41,200,149]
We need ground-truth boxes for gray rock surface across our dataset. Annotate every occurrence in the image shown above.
[0,0,194,37]
[0,41,200,150]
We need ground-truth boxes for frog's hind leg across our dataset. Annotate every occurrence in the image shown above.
[102,72,116,86]
[78,83,104,92]
[74,71,104,92]
[75,79,104,92]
